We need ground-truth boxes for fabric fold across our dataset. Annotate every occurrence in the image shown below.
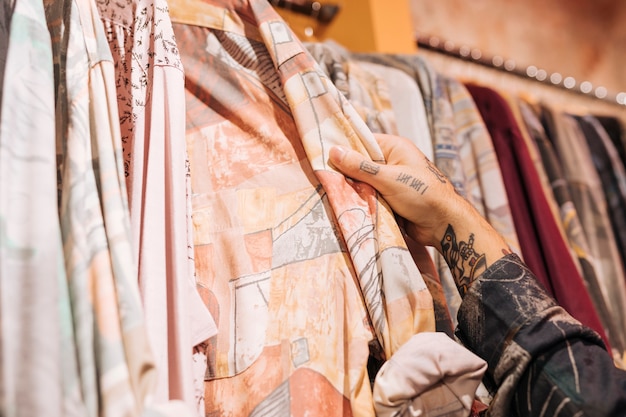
[373,332,487,417]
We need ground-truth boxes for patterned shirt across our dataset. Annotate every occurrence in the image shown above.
[306,40,454,337]
[169,0,435,415]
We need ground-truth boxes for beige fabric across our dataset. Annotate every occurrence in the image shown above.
[358,60,434,161]
[373,332,487,417]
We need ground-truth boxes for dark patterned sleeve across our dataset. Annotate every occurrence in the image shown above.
[455,253,626,417]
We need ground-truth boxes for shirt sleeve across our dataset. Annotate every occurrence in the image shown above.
[455,253,626,417]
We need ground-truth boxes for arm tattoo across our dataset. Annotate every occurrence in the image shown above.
[440,224,487,297]
[425,157,448,184]
[359,160,380,175]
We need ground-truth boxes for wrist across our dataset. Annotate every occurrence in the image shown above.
[426,193,475,248]
[433,202,510,297]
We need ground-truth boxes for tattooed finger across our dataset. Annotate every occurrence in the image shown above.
[359,161,380,175]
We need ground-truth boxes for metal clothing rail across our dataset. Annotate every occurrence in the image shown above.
[416,34,626,107]
[269,0,341,24]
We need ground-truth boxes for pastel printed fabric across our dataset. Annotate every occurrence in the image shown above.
[96,0,217,410]
[169,0,435,415]
[0,0,82,415]
[356,60,434,162]
[306,40,399,136]
[45,0,158,414]
[306,41,453,336]
[353,54,521,328]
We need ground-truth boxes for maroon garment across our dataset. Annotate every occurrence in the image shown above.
[465,84,610,350]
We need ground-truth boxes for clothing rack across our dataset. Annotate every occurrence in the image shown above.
[270,0,340,24]
[416,34,626,108]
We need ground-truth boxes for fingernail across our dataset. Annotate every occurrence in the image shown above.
[331,146,347,161]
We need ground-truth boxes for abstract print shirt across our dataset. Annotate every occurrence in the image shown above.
[169,0,435,415]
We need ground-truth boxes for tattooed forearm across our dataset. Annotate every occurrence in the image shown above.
[396,172,429,194]
[359,160,380,175]
[440,224,487,297]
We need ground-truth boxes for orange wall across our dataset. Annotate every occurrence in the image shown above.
[276,0,417,54]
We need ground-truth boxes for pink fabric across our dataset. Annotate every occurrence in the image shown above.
[97,0,217,410]
[142,67,218,408]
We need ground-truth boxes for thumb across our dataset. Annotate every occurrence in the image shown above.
[329,146,385,185]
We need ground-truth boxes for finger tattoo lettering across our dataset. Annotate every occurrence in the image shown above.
[396,172,429,195]
[409,178,428,194]
[396,173,412,184]
[360,161,380,175]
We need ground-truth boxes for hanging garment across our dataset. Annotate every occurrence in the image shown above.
[356,61,434,160]
[518,100,626,364]
[45,0,160,414]
[466,84,610,350]
[577,115,626,279]
[501,93,577,270]
[541,107,626,363]
[440,75,524,329]
[353,54,440,160]
[305,41,454,337]
[373,332,487,417]
[168,0,435,415]
[596,115,626,167]
[0,0,84,415]
[96,0,218,411]
[444,78,521,256]
[456,253,626,417]
[353,54,521,330]
[305,40,399,136]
